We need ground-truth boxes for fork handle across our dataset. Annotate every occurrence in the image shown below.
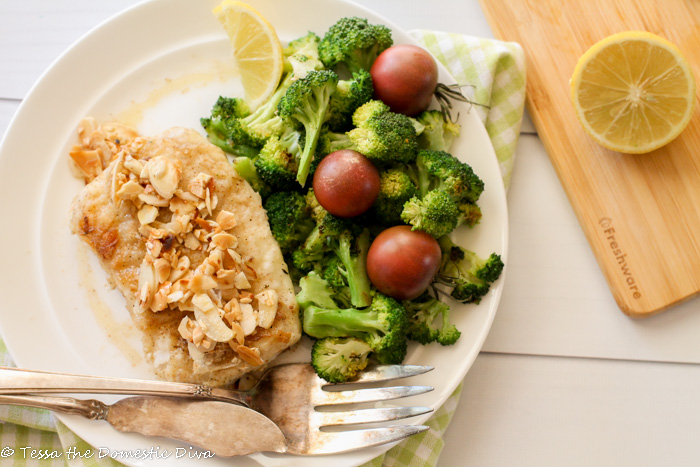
[0,367,246,405]
[0,394,108,419]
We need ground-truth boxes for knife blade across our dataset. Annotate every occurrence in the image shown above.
[0,394,288,457]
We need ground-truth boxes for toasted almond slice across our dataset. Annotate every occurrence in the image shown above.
[236,345,264,367]
[239,303,257,336]
[212,232,237,250]
[216,210,237,230]
[255,289,277,329]
[138,205,159,226]
[194,305,234,342]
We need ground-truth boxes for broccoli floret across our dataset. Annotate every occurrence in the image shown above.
[278,70,339,186]
[302,292,408,365]
[403,292,460,346]
[323,255,347,289]
[348,111,419,165]
[284,32,325,80]
[311,337,373,383]
[298,206,372,307]
[326,69,374,132]
[315,128,355,158]
[318,17,393,73]
[263,191,314,254]
[200,97,259,157]
[401,150,485,235]
[370,167,417,226]
[296,272,338,310]
[401,190,459,238]
[416,110,461,152]
[438,236,504,304]
[254,128,303,190]
[352,100,391,128]
[414,150,484,203]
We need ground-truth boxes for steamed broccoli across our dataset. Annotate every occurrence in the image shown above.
[263,191,314,254]
[254,128,303,190]
[401,190,459,238]
[278,70,339,186]
[302,292,408,365]
[401,150,485,236]
[416,110,461,152]
[348,110,419,165]
[352,100,390,127]
[200,97,258,158]
[326,69,374,132]
[284,32,325,80]
[370,167,417,226]
[438,236,504,304]
[315,127,355,158]
[403,292,460,346]
[318,17,393,73]
[298,206,372,307]
[311,337,373,383]
[296,272,338,310]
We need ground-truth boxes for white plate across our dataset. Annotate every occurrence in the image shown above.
[0,0,508,466]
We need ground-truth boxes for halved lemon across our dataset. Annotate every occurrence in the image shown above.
[213,0,284,109]
[571,31,696,154]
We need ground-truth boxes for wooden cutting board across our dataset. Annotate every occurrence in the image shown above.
[479,0,700,317]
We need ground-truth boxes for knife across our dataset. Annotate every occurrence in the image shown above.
[0,394,287,457]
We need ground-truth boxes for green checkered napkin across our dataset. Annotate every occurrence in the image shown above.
[0,31,525,466]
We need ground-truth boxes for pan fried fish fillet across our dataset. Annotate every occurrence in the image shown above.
[69,122,301,386]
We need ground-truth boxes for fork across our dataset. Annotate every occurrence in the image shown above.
[0,363,434,455]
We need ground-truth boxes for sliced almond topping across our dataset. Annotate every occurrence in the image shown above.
[178,316,194,341]
[239,303,257,336]
[143,156,182,200]
[145,238,163,258]
[167,290,185,303]
[123,157,144,176]
[255,289,278,329]
[194,305,234,343]
[175,189,200,203]
[69,148,103,180]
[216,210,237,230]
[184,233,201,250]
[116,180,144,200]
[230,322,246,345]
[138,205,159,226]
[236,345,264,366]
[151,287,169,312]
[189,173,212,199]
[233,271,251,290]
[211,232,237,250]
[138,193,170,208]
[195,338,216,352]
[189,273,218,294]
[168,256,191,283]
[153,258,171,283]
[192,293,216,312]
[77,118,98,147]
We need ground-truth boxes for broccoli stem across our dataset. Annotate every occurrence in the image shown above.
[336,230,372,308]
[303,306,383,339]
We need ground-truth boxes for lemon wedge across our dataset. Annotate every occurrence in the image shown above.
[571,31,695,154]
[213,0,284,109]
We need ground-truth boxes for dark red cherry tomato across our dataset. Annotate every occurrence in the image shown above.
[370,44,439,116]
[313,149,380,218]
[366,225,442,300]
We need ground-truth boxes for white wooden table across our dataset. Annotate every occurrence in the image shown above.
[3,1,700,466]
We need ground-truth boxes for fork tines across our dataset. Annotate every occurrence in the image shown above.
[347,364,434,384]
[309,425,431,455]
